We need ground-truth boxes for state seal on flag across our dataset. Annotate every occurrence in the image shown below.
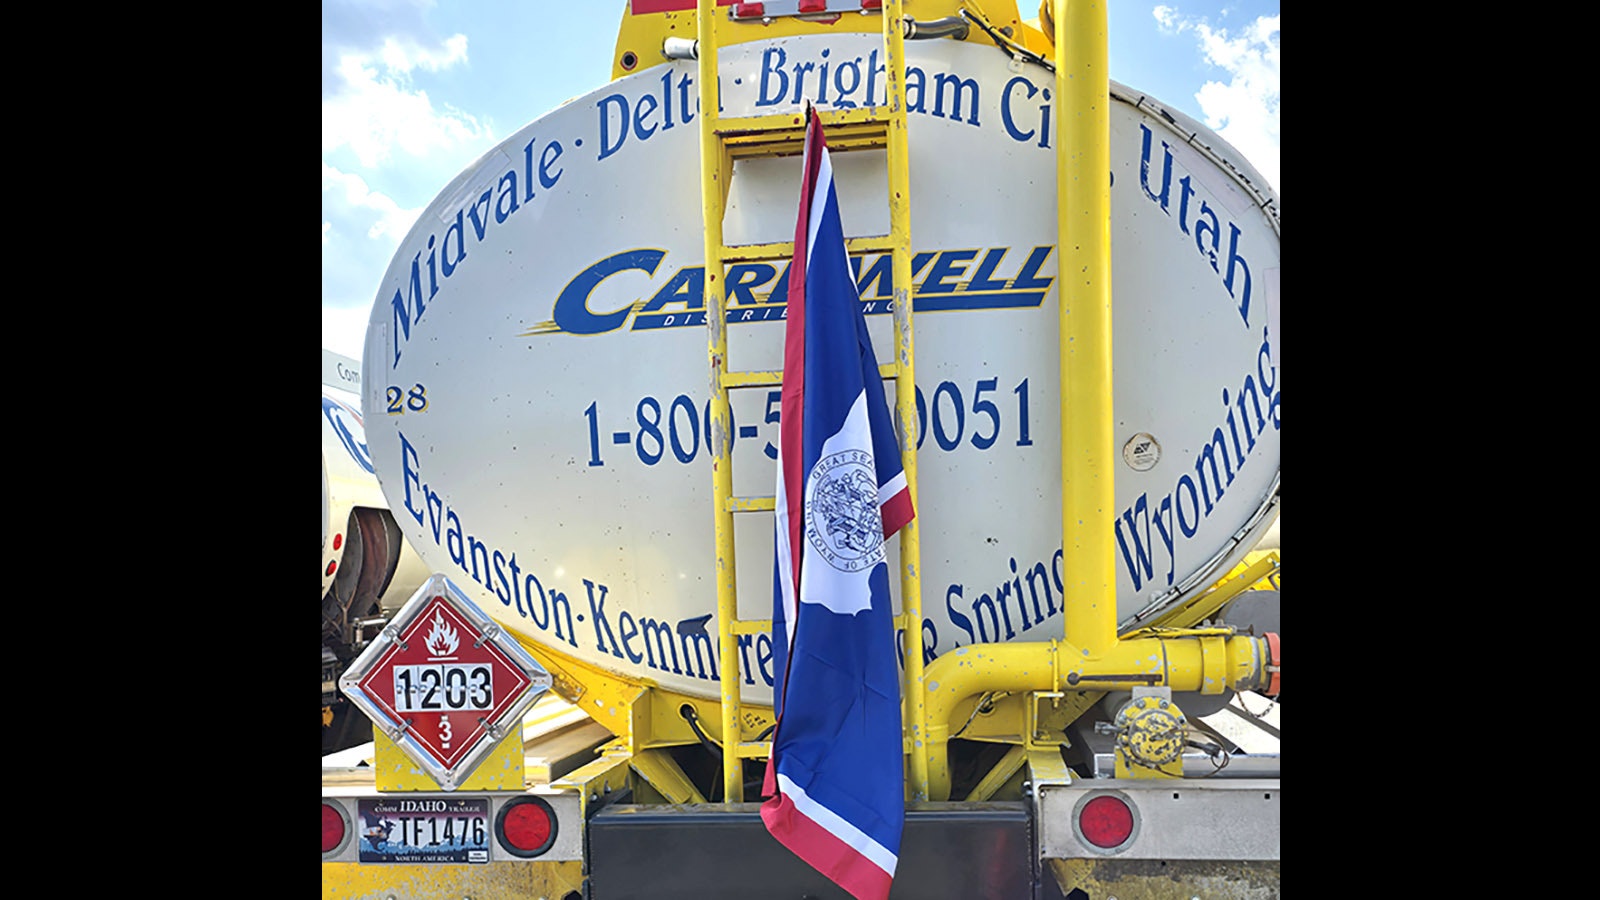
[804,449,886,573]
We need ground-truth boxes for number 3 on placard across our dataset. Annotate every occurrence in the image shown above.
[439,715,453,749]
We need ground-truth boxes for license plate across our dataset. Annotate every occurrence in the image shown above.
[356,796,491,863]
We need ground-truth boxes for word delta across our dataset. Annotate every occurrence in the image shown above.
[394,429,783,689]
[536,245,1056,337]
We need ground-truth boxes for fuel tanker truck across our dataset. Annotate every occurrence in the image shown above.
[322,2,1280,898]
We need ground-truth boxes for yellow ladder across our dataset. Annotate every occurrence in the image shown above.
[695,0,928,804]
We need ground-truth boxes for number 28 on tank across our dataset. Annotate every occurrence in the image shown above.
[387,384,429,415]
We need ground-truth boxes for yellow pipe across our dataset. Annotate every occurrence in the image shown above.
[881,0,931,803]
[697,0,743,804]
[1056,0,1117,656]
[920,635,1270,799]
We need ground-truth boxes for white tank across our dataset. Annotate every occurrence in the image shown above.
[361,35,1279,704]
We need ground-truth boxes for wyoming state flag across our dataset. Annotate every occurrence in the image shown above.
[760,107,914,900]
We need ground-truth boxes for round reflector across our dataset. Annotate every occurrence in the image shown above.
[496,796,558,858]
[322,801,348,855]
[1079,794,1135,850]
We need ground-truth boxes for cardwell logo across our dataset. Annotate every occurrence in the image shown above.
[521,245,1056,337]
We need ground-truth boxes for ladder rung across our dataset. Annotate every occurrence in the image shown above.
[734,741,772,759]
[719,234,903,265]
[721,362,898,389]
[722,128,893,159]
[727,496,775,513]
[714,106,893,138]
[715,112,897,160]
[721,370,782,389]
[731,619,772,636]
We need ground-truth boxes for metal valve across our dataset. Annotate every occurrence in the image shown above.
[1112,694,1188,770]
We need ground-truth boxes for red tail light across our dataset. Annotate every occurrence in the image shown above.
[496,796,558,858]
[1078,794,1135,850]
[322,801,349,855]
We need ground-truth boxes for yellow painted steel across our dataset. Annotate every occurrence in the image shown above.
[697,0,745,805]
[880,0,931,804]
[553,746,636,816]
[964,744,1027,801]
[630,747,710,803]
[1144,550,1280,630]
[1026,744,1072,785]
[1057,0,1117,657]
[921,632,1269,799]
[321,859,584,900]
[373,729,526,792]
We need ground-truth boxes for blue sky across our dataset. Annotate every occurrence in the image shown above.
[321,1,1279,361]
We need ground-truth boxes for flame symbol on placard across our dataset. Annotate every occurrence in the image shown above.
[425,611,459,657]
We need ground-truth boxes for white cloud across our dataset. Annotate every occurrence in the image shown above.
[1153,5,1188,32]
[322,163,418,243]
[322,163,423,321]
[322,11,492,341]
[1156,9,1279,194]
[322,34,489,170]
[379,33,468,74]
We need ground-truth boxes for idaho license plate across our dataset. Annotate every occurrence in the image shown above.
[356,796,492,863]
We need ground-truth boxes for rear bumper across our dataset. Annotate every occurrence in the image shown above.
[320,779,1279,899]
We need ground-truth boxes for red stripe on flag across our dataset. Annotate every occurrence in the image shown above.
[761,790,894,900]
[880,487,913,538]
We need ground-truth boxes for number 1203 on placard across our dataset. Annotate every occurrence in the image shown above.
[392,664,494,712]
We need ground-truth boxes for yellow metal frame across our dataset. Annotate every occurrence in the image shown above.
[1057,0,1117,659]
